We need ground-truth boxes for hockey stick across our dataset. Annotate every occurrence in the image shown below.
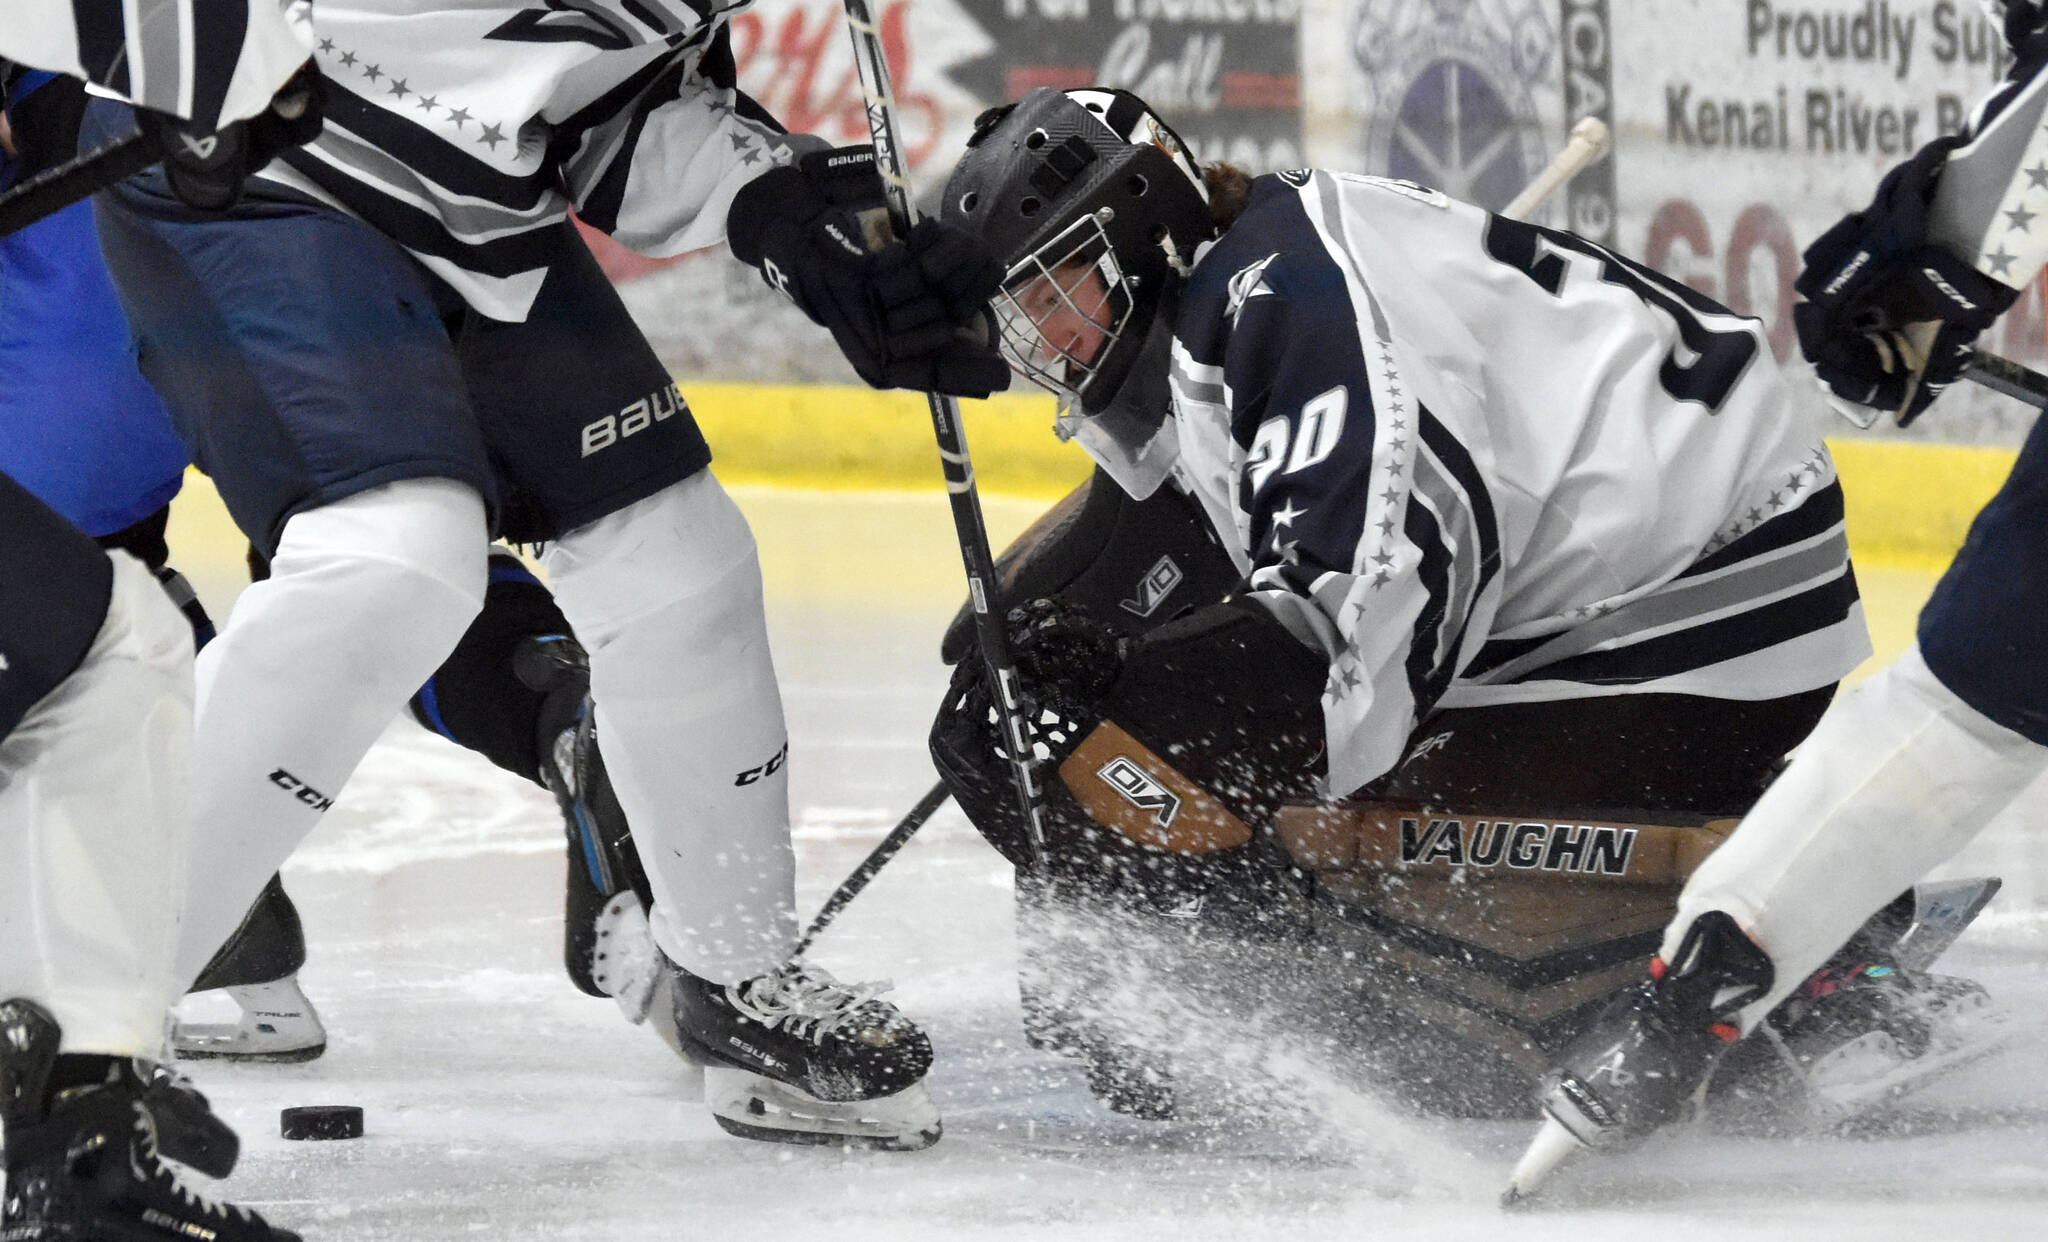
[1964,349,2048,409]
[838,0,1050,867]
[1501,117,1612,220]
[0,130,154,237]
[790,779,951,961]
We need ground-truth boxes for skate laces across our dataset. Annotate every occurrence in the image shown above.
[128,1104,256,1223]
[734,965,897,1044]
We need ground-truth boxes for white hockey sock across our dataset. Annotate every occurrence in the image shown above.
[545,472,799,983]
[0,554,194,1055]
[1668,644,2048,1029]
[175,479,488,984]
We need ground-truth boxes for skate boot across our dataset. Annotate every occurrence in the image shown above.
[670,959,941,1150]
[515,635,664,1017]
[133,1063,240,1179]
[1505,911,1774,1203]
[1,1000,298,1242]
[174,875,327,1063]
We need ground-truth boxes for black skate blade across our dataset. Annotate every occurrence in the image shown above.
[176,1040,327,1065]
[711,1112,942,1152]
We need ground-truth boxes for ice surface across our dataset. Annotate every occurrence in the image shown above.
[167,489,2048,1241]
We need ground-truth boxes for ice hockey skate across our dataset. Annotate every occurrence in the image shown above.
[1506,884,2012,1202]
[515,633,667,1018]
[1,1000,298,1242]
[1713,880,2013,1127]
[669,959,941,1150]
[1504,911,1774,1204]
[172,876,326,1063]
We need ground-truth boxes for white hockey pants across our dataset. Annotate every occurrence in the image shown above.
[0,555,195,1054]
[543,472,798,982]
[1668,644,2048,1029]
[174,479,489,984]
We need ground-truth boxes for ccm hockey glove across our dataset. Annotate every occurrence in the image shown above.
[1793,135,2019,426]
[727,145,1009,397]
[133,60,324,212]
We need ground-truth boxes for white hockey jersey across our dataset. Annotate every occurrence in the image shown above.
[1166,172,1872,796]
[252,1,797,321]
[1,0,311,131]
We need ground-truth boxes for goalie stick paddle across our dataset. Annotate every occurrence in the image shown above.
[0,130,155,238]
[838,0,1051,868]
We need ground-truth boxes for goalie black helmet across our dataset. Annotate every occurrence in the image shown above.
[942,87,1214,497]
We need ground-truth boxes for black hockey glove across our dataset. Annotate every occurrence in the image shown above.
[1792,135,2020,426]
[726,145,1009,398]
[133,60,324,212]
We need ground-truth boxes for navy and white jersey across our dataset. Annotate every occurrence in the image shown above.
[250,2,799,321]
[0,0,312,131]
[1167,173,1870,796]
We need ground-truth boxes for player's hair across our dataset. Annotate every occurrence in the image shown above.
[1204,162,1254,232]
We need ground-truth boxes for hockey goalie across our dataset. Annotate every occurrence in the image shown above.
[922,86,2007,1125]
[931,469,2005,1125]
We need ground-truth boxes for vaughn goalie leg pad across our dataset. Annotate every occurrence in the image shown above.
[932,599,1327,1117]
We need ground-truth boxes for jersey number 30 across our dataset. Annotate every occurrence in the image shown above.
[1483,216,1758,412]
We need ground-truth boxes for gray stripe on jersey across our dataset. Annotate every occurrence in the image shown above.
[1409,445,1480,668]
[1473,524,1852,685]
[309,124,558,242]
[133,0,187,116]
[1170,350,1226,407]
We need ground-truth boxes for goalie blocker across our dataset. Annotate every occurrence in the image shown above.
[928,470,1996,1117]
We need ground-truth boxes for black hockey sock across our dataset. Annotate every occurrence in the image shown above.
[0,474,114,737]
[408,551,576,784]
[92,506,172,572]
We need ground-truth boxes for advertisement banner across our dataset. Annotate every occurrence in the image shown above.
[1331,0,2034,439]
[1620,0,2031,435]
[946,0,1305,172]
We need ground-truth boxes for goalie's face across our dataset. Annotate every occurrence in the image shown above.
[990,213,1137,410]
[1015,259,1113,372]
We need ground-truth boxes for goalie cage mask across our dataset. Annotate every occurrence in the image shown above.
[942,87,1214,498]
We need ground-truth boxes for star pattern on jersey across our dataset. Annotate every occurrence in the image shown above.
[1360,340,1413,598]
[1322,654,1366,705]
[317,42,519,155]
[729,130,766,165]
[1979,123,2048,277]
[1700,446,1832,556]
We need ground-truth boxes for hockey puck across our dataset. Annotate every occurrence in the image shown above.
[279,1105,364,1141]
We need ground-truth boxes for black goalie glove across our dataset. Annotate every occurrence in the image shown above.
[727,145,1009,398]
[931,598,1325,915]
[1793,136,2019,426]
[132,61,325,212]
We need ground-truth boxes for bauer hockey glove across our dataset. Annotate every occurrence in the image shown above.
[133,60,324,212]
[727,145,1010,398]
[1793,135,2019,426]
